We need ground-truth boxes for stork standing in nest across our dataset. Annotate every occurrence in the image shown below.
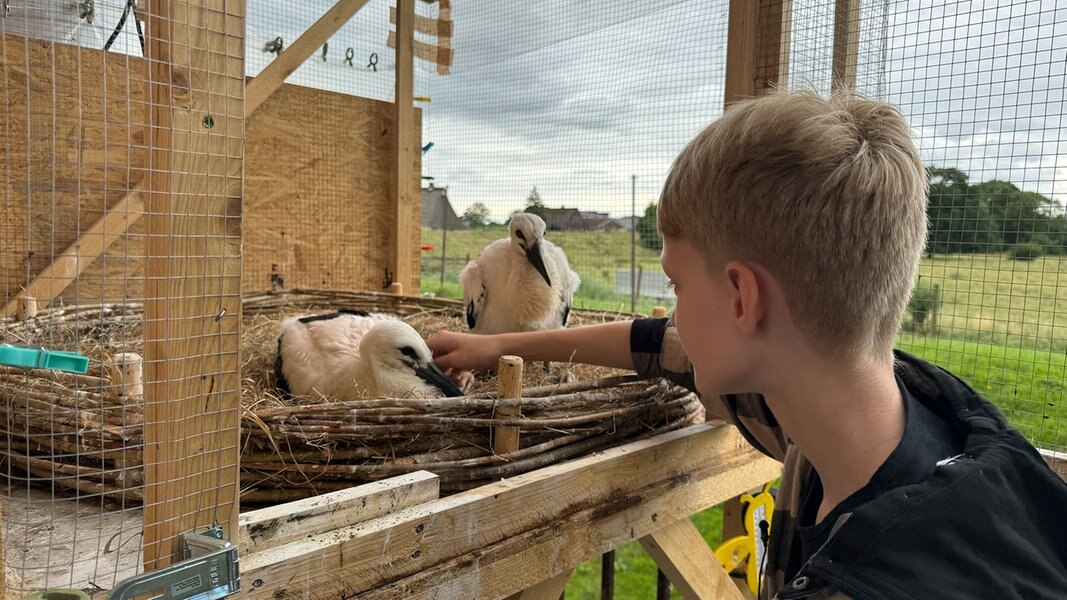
[276,310,464,400]
[460,213,580,378]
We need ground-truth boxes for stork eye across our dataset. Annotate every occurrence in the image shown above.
[399,346,419,360]
[515,230,526,241]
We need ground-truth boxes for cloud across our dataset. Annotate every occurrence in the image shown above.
[423,0,730,219]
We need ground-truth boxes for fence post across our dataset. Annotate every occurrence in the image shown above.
[440,226,448,287]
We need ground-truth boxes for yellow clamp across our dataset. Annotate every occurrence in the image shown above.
[714,481,777,596]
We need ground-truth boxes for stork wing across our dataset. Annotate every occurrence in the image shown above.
[274,334,292,399]
[543,241,580,328]
[459,260,486,330]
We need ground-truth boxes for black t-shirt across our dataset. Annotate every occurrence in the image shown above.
[793,376,964,571]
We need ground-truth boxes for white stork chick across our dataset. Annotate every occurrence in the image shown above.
[275,310,463,400]
[460,213,580,335]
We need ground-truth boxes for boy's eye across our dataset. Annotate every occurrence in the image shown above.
[665,279,676,291]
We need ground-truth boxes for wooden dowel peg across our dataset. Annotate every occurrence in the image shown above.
[494,355,523,455]
[109,352,144,399]
[388,282,404,295]
[16,294,37,321]
[651,306,667,319]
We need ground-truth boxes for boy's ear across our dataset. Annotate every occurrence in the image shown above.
[725,261,765,334]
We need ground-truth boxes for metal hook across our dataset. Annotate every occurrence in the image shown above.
[322,43,328,61]
[367,52,379,71]
[344,47,355,66]
[263,36,284,55]
[79,0,95,24]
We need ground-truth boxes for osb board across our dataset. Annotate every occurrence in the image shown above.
[243,84,422,295]
[1,35,423,307]
[0,35,149,307]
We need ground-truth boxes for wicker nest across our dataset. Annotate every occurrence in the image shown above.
[0,289,702,503]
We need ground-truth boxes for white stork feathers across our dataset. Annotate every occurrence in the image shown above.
[275,310,463,400]
[460,213,580,334]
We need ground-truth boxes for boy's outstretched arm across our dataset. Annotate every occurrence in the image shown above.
[426,321,636,372]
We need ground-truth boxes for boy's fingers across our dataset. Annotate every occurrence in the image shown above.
[426,331,455,358]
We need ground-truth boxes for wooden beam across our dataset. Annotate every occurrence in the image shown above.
[505,571,574,600]
[240,424,781,599]
[245,0,372,115]
[391,0,418,292]
[238,471,439,554]
[832,0,861,91]
[0,190,145,318]
[641,519,745,600]
[142,0,245,569]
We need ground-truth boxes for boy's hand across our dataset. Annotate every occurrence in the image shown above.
[427,330,505,372]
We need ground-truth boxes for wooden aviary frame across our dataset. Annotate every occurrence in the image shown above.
[0,0,802,596]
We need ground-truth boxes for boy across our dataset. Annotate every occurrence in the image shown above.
[428,90,1067,599]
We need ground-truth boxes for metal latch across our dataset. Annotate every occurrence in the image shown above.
[109,523,239,600]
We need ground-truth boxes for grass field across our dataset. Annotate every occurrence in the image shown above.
[420,227,1066,598]
[918,253,1067,353]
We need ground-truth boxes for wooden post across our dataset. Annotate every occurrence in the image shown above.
[725,0,759,105]
[930,283,941,335]
[494,356,523,454]
[142,0,245,569]
[391,0,418,294]
[15,294,37,321]
[109,352,144,399]
[725,0,791,105]
[721,495,746,545]
[440,225,447,287]
[832,0,861,91]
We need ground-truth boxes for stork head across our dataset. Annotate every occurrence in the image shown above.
[509,213,552,287]
[359,321,464,397]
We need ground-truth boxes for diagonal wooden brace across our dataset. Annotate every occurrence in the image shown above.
[640,518,747,600]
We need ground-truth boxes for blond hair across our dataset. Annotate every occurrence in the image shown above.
[659,89,927,357]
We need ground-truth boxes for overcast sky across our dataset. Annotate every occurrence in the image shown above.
[9,0,1064,220]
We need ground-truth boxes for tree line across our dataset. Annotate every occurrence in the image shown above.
[634,168,1067,258]
[925,167,1065,256]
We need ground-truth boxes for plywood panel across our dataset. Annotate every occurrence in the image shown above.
[0,36,149,306]
[243,83,422,294]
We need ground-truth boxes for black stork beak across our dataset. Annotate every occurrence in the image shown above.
[525,241,552,288]
[414,361,465,397]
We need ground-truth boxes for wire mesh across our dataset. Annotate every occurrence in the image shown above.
[1,0,243,591]
[0,0,1064,594]
[866,0,1066,454]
